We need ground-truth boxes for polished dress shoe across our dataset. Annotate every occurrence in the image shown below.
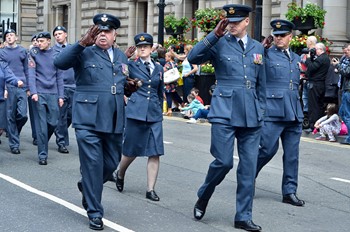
[146,190,160,201]
[89,217,104,230]
[77,180,88,210]
[11,148,21,154]
[115,171,124,192]
[282,193,305,206]
[32,139,38,146]
[193,198,208,220]
[38,160,47,165]
[234,220,262,231]
[58,146,69,153]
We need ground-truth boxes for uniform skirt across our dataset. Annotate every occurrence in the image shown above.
[123,118,164,157]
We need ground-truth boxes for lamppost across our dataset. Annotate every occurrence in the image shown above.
[157,0,182,46]
[157,0,166,46]
[254,0,263,42]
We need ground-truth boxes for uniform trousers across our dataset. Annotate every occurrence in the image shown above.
[75,129,122,219]
[33,93,59,160]
[28,96,37,140]
[55,87,74,147]
[197,123,261,221]
[6,86,28,149]
[256,121,302,195]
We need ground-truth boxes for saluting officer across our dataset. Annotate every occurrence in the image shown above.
[187,4,266,232]
[54,14,139,230]
[52,26,76,154]
[28,32,64,165]
[115,33,164,201]
[256,19,305,207]
[0,29,28,154]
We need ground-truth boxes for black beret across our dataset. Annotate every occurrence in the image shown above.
[4,29,16,38]
[223,4,252,22]
[134,33,153,46]
[37,32,51,39]
[53,26,67,35]
[31,34,38,41]
[270,19,295,35]
[93,13,120,30]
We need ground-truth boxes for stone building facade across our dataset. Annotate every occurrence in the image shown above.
[1,0,349,54]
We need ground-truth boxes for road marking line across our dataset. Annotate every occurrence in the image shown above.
[330,177,350,184]
[163,140,173,144]
[0,173,134,232]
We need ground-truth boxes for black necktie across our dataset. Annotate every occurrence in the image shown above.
[283,50,290,60]
[238,40,245,51]
[144,61,151,75]
[104,50,110,61]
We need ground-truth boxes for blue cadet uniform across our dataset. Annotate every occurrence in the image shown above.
[27,34,38,145]
[256,19,305,206]
[0,61,20,134]
[28,31,64,164]
[54,13,128,224]
[123,33,164,157]
[0,29,29,154]
[188,4,266,227]
[52,26,76,153]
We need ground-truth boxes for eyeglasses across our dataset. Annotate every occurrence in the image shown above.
[274,33,291,38]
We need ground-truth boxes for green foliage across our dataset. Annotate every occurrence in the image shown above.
[164,14,191,34]
[285,2,327,29]
[290,34,333,55]
[200,63,215,74]
[192,8,222,33]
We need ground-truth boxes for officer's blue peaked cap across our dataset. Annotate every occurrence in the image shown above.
[134,33,153,46]
[223,4,252,22]
[270,19,295,35]
[93,13,120,30]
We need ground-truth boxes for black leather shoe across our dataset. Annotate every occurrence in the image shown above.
[115,171,124,192]
[282,193,305,206]
[77,180,88,210]
[58,146,69,153]
[234,220,262,231]
[146,190,160,201]
[193,198,208,220]
[11,148,21,154]
[32,139,38,146]
[38,160,47,165]
[89,217,104,230]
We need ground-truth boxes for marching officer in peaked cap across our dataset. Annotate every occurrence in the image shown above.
[188,4,266,231]
[52,25,76,154]
[256,19,305,207]
[115,33,164,201]
[54,13,139,230]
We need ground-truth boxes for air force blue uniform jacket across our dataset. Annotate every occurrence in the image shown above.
[188,32,266,127]
[126,59,164,122]
[54,42,128,134]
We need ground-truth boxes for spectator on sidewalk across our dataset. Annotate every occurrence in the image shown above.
[332,45,350,145]
[315,103,341,142]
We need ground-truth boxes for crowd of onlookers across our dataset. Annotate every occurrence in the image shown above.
[298,36,349,144]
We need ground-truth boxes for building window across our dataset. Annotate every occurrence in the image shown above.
[0,0,18,32]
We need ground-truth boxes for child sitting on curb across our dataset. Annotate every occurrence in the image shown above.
[315,103,342,142]
[179,94,204,120]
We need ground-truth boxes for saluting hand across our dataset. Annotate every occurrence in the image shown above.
[79,25,101,47]
[125,46,136,59]
[214,18,229,38]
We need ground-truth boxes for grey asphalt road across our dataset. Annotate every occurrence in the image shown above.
[0,117,349,232]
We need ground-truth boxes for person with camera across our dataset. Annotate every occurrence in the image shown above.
[300,36,317,130]
[305,43,330,130]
